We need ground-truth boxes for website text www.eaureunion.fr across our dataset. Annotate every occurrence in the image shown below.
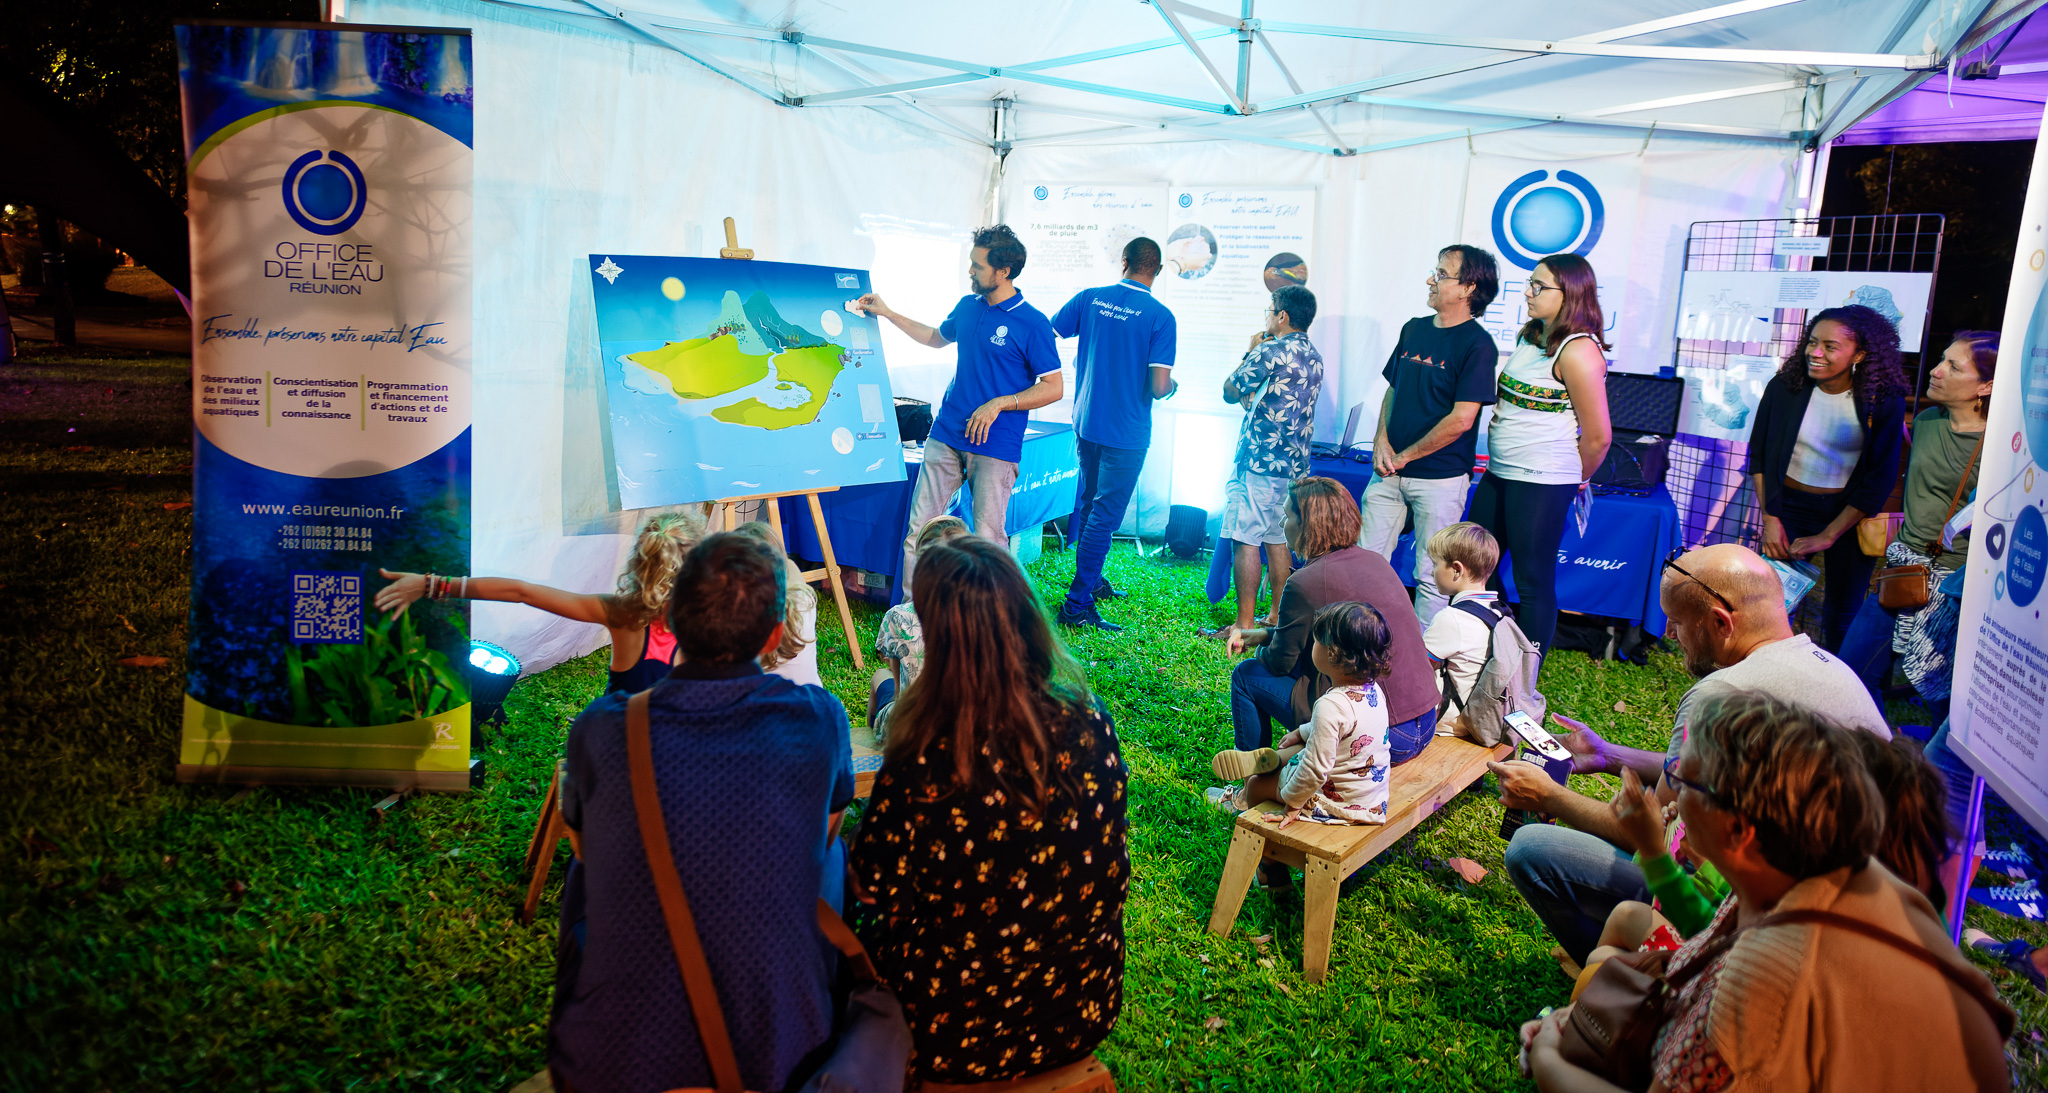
[240,503,407,518]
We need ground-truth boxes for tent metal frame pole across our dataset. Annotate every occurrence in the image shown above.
[1146,0,1252,113]
[1216,0,1825,116]
[1236,0,1254,106]
[1003,102,1340,155]
[1253,21,1936,72]
[1254,24,1354,153]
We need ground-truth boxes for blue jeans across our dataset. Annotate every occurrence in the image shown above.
[1504,823,1649,964]
[1065,438,1147,610]
[1774,485,1877,652]
[1928,719,1982,855]
[1837,590,1897,704]
[1230,657,1438,763]
[1231,658,1298,751]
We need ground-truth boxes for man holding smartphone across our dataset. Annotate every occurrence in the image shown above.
[1487,544,1888,964]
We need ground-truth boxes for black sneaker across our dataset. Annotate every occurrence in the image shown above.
[1056,602,1123,633]
[1092,580,1129,600]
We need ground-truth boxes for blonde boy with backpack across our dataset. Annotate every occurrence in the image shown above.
[1422,522,1544,743]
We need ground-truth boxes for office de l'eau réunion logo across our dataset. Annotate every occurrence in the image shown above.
[281,149,368,236]
[1490,169,1604,271]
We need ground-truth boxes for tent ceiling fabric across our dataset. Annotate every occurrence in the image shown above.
[1840,0,2048,142]
[469,0,2038,152]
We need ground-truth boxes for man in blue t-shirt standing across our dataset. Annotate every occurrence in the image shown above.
[858,225,1063,592]
[1048,237,1179,633]
[1361,244,1501,625]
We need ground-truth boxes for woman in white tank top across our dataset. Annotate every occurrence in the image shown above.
[1466,254,1612,657]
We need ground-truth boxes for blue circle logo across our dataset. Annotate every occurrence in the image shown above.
[1033,185,1048,201]
[1177,193,1192,208]
[282,150,367,236]
[1491,169,1604,270]
[2011,504,2046,608]
[2022,275,2048,470]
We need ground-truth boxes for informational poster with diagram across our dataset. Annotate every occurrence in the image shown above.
[1674,269,1934,348]
[1676,354,1776,441]
[1677,272,1776,343]
[1151,187,1316,398]
[1013,183,1167,423]
[1950,114,2048,839]
[589,255,906,509]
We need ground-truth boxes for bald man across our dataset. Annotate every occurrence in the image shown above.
[1492,543,1889,963]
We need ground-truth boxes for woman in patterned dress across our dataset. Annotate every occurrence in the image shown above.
[850,536,1129,1084]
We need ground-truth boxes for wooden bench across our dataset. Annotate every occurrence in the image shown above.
[1206,735,1510,983]
[510,1054,1114,1092]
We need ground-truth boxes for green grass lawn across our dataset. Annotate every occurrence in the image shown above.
[5,352,2047,1091]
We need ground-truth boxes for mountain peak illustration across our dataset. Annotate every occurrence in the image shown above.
[743,291,826,353]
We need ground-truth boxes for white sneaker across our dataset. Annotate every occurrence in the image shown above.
[1205,785,1245,813]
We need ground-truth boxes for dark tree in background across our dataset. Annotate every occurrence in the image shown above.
[0,0,315,205]
[1820,141,2036,342]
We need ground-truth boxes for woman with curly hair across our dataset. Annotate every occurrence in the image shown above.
[375,507,819,693]
[1746,304,1909,650]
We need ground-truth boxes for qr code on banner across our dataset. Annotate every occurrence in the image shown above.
[291,572,363,643]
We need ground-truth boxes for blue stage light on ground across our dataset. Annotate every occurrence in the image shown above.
[467,640,521,734]
[469,640,520,677]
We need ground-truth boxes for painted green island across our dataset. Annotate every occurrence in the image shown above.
[624,288,845,429]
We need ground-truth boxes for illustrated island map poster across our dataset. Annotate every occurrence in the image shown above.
[589,256,905,508]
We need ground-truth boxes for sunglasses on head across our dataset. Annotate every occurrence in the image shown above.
[1663,551,1735,615]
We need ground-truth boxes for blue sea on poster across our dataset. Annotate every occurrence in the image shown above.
[589,255,906,508]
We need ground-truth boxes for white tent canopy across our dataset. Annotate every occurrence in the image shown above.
[338,0,2040,675]
[359,0,2040,155]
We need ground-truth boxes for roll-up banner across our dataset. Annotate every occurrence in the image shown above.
[175,22,475,790]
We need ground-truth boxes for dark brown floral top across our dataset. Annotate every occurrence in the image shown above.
[850,707,1129,1083]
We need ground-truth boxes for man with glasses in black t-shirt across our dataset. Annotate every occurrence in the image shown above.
[1359,244,1501,625]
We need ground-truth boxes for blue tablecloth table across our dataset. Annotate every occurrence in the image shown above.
[781,421,1081,585]
[1203,455,1680,636]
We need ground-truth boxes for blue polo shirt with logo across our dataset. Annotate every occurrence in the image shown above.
[931,291,1060,464]
[1052,279,1177,451]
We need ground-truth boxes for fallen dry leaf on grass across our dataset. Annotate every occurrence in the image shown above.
[1275,982,1295,997]
[117,656,169,668]
[163,502,192,511]
[1447,857,1489,884]
[1250,934,1272,945]
[1613,700,1629,713]
[1256,957,1276,969]
[1203,1015,1226,1030]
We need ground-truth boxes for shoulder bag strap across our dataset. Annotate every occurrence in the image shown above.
[815,899,880,983]
[1440,600,1502,713]
[1926,430,1985,556]
[627,690,747,1093]
[1762,908,2014,1037]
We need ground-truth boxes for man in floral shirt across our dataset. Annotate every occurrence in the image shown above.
[1216,284,1323,633]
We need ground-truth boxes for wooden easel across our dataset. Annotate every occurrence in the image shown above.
[710,217,864,671]
[712,486,864,671]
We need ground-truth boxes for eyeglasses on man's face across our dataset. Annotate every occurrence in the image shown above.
[1427,267,1459,284]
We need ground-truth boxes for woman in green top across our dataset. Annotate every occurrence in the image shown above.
[1836,331,1997,715]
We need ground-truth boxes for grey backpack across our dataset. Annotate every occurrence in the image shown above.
[1439,599,1547,747]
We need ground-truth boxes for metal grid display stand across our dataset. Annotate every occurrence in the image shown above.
[1667,215,1944,555]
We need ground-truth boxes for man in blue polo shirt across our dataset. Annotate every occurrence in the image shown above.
[1361,244,1501,624]
[857,225,1063,592]
[1048,237,1178,633]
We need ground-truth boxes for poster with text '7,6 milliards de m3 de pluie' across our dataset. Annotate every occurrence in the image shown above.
[177,22,474,789]
[589,255,906,509]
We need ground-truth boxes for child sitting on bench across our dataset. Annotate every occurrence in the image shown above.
[1420,521,1502,737]
[1209,601,1397,825]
